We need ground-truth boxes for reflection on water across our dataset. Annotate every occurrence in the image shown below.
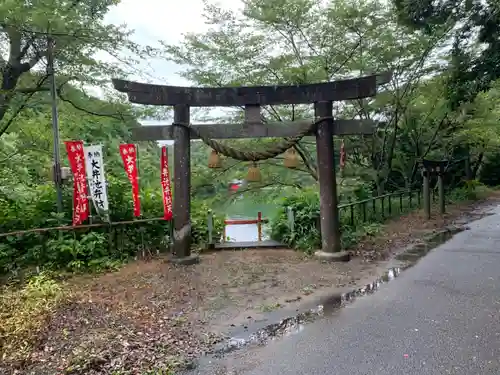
[212,267,405,357]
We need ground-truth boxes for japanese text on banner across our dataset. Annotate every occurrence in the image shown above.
[64,140,89,226]
[119,144,141,217]
[161,146,173,220]
[84,145,109,213]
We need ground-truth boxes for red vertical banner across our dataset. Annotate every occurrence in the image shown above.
[340,140,346,170]
[119,144,141,217]
[64,140,90,226]
[161,146,173,220]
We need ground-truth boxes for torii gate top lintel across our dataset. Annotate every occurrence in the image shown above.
[420,159,448,172]
[112,71,392,107]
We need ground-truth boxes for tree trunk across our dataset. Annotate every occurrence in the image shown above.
[472,152,484,180]
[0,65,23,136]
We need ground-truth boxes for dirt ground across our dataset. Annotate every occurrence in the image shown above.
[3,195,500,375]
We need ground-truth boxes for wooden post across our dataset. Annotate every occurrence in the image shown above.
[437,167,445,214]
[422,168,431,220]
[257,211,262,242]
[207,209,214,249]
[172,105,198,264]
[314,101,342,257]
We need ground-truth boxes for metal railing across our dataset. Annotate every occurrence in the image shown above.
[338,189,422,228]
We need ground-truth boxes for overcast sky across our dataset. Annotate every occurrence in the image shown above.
[103,0,240,87]
[100,0,242,139]
[100,0,243,130]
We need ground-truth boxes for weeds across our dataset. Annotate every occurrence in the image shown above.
[260,302,282,312]
[0,272,66,362]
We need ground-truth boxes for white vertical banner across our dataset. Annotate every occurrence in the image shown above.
[84,144,109,213]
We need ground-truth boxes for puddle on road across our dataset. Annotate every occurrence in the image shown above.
[210,266,405,358]
[395,228,456,262]
[209,226,463,359]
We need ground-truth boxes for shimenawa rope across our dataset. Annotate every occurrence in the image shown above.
[173,117,332,162]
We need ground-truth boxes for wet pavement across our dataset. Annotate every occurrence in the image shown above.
[189,205,500,374]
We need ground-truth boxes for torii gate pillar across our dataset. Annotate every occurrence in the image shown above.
[172,104,193,262]
[314,101,342,257]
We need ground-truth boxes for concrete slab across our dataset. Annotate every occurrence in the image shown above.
[214,240,288,251]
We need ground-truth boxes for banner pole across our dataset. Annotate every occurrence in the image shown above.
[135,143,141,219]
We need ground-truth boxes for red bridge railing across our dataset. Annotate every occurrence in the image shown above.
[222,212,269,242]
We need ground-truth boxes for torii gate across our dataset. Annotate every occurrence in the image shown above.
[112,72,391,264]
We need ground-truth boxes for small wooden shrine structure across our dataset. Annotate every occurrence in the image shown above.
[420,159,447,219]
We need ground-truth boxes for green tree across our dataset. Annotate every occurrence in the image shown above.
[392,0,500,108]
[161,0,450,194]
[0,84,159,201]
[0,0,154,138]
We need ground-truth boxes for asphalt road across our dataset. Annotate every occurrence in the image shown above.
[199,206,500,375]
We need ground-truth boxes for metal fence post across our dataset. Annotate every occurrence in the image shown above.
[207,209,214,249]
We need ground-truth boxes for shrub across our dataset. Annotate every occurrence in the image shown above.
[479,152,500,187]
[269,188,321,253]
[270,184,487,253]
[0,177,223,275]
[448,179,491,202]
[269,189,384,254]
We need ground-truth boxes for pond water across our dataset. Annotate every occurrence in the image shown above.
[218,198,278,243]
[225,223,266,242]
